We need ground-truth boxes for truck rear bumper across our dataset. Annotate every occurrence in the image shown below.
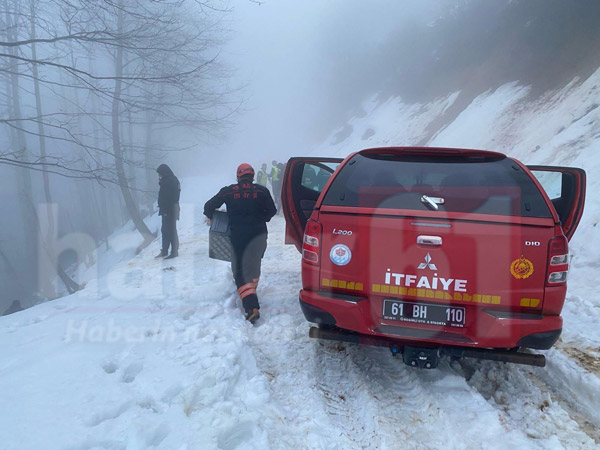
[299,290,562,350]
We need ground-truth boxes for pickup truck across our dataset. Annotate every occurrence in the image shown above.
[281,147,585,368]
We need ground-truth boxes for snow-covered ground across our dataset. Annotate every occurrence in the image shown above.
[2,70,600,448]
[1,175,599,449]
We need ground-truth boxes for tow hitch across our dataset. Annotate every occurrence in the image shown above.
[309,326,546,368]
[401,346,440,369]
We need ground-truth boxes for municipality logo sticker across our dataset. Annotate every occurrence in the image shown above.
[510,256,534,279]
[330,244,352,266]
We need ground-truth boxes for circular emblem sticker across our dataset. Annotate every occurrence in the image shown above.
[510,256,534,279]
[330,244,352,266]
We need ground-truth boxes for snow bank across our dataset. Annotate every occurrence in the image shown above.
[0,177,274,450]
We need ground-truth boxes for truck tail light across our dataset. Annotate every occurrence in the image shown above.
[302,219,322,265]
[547,235,569,285]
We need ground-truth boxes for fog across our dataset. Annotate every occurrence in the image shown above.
[219,0,444,165]
[217,0,600,166]
[2,0,600,313]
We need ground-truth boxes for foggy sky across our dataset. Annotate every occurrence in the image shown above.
[212,0,443,170]
[207,0,600,176]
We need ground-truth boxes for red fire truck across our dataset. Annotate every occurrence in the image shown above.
[281,147,585,368]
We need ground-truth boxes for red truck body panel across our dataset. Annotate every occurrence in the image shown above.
[283,147,586,351]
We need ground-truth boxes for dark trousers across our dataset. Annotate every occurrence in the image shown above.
[230,232,267,311]
[161,214,179,255]
[272,180,282,212]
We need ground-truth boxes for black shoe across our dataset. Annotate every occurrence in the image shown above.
[164,253,178,259]
[245,308,260,324]
[155,252,167,258]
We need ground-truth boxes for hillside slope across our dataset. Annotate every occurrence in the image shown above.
[315,65,600,429]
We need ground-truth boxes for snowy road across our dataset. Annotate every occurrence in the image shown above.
[248,217,600,450]
[1,205,599,449]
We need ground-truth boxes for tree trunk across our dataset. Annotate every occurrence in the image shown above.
[112,6,154,245]
[0,245,29,306]
[4,1,50,298]
[125,99,138,209]
[87,56,120,240]
[30,0,80,294]
[144,107,158,209]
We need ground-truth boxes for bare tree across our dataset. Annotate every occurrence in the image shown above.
[29,0,81,294]
[0,0,238,301]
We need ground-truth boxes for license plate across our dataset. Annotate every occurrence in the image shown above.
[382,299,466,328]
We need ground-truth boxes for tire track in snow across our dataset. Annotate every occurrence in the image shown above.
[313,341,387,449]
[247,219,389,449]
[535,347,600,437]
[313,342,427,450]
[247,318,356,449]
[247,218,555,449]
[529,375,600,445]
[457,359,599,448]
[556,343,600,376]
[335,346,542,450]
[232,218,597,448]
[461,342,600,443]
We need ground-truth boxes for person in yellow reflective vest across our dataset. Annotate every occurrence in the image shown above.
[269,160,282,211]
[257,163,268,187]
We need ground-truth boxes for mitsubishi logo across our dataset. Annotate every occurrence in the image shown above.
[418,253,437,270]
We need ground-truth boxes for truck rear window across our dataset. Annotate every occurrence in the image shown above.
[321,153,552,218]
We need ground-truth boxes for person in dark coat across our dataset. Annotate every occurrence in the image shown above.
[203,163,277,323]
[156,164,181,259]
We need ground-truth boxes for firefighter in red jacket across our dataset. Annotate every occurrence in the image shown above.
[204,164,277,323]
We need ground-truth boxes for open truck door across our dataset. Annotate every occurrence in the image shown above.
[281,157,343,251]
[529,166,586,240]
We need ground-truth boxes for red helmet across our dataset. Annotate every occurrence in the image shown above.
[236,163,255,180]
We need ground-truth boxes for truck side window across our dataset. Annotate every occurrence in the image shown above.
[531,170,576,225]
[293,162,338,228]
[301,163,335,192]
